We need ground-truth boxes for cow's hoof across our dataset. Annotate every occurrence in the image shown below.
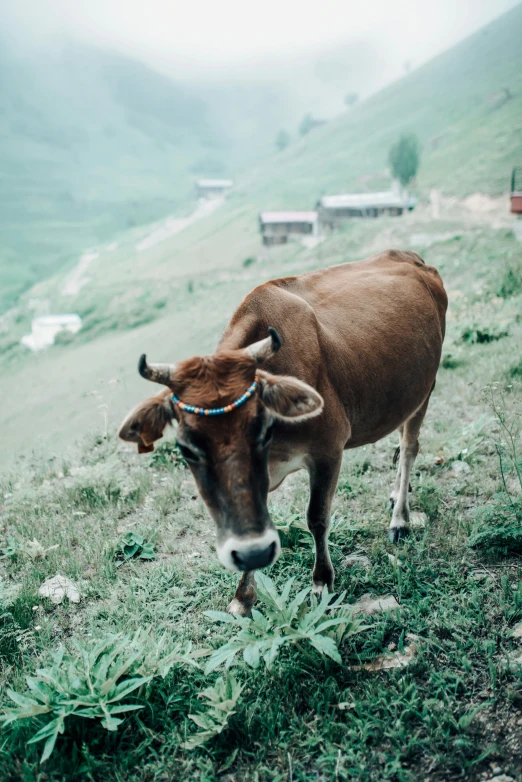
[388,527,410,544]
[226,598,252,617]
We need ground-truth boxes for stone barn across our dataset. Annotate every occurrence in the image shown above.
[196,179,233,199]
[259,211,318,246]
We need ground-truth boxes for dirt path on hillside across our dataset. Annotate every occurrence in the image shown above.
[135,197,224,252]
[361,191,512,257]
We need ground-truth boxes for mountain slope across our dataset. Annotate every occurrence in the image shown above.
[0,42,296,312]
[242,0,522,207]
[0,4,521,462]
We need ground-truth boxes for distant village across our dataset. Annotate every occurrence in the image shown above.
[21,177,415,351]
[197,177,416,247]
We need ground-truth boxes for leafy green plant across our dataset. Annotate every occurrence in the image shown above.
[115,532,155,564]
[184,674,243,749]
[0,631,203,762]
[150,441,187,470]
[0,535,21,559]
[203,573,368,674]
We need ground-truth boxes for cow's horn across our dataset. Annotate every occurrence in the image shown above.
[138,354,177,386]
[246,327,282,363]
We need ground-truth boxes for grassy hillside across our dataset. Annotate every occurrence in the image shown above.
[1,4,521,463]
[1,199,522,780]
[1,7,522,778]
[244,0,522,207]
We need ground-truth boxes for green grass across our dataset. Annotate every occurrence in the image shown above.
[1,8,522,777]
[1,206,522,779]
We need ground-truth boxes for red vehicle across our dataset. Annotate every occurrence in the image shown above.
[511,167,522,214]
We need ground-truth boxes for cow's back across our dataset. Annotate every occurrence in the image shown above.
[221,251,448,447]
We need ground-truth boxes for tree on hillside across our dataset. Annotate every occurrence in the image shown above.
[344,92,359,108]
[275,129,291,152]
[299,113,315,137]
[388,133,420,188]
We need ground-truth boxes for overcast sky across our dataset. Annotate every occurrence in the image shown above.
[4,0,520,79]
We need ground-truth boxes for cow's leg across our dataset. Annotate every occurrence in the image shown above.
[307,457,342,594]
[227,571,256,616]
[389,398,430,543]
[389,425,404,507]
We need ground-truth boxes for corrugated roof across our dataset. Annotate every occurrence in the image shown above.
[197,179,233,188]
[33,314,82,326]
[319,191,407,209]
[260,211,318,224]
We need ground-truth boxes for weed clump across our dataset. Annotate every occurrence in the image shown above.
[460,325,509,344]
[468,494,522,557]
[0,632,202,762]
[150,441,187,469]
[495,261,522,299]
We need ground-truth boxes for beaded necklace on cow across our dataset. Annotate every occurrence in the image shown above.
[171,375,259,417]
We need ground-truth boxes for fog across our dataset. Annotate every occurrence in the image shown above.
[4,0,520,89]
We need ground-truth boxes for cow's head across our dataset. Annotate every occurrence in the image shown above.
[118,330,323,572]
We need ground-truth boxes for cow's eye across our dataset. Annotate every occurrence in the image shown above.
[177,442,200,463]
[261,422,275,448]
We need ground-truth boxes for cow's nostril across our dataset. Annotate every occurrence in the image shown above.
[231,541,276,571]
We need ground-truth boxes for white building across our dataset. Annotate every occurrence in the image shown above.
[196,179,233,199]
[318,191,416,227]
[21,314,82,351]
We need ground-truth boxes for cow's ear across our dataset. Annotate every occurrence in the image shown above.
[119,391,176,454]
[258,371,324,421]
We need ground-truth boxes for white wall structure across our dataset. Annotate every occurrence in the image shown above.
[21,314,82,351]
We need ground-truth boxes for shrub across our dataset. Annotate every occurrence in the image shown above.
[442,353,465,369]
[468,495,522,557]
[460,325,509,344]
[388,133,420,187]
[495,262,522,299]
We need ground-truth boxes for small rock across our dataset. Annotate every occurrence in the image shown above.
[39,574,80,604]
[387,552,404,567]
[350,641,416,671]
[490,775,514,782]
[351,593,401,616]
[343,554,371,569]
[410,512,427,528]
[511,622,522,639]
[450,460,471,476]
[490,767,502,776]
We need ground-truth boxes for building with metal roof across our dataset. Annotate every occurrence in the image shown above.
[259,211,318,246]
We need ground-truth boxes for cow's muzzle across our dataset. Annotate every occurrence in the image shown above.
[217,528,281,572]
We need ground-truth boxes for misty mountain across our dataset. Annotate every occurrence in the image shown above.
[0,40,299,312]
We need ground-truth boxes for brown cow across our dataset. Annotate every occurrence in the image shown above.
[119,250,447,616]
